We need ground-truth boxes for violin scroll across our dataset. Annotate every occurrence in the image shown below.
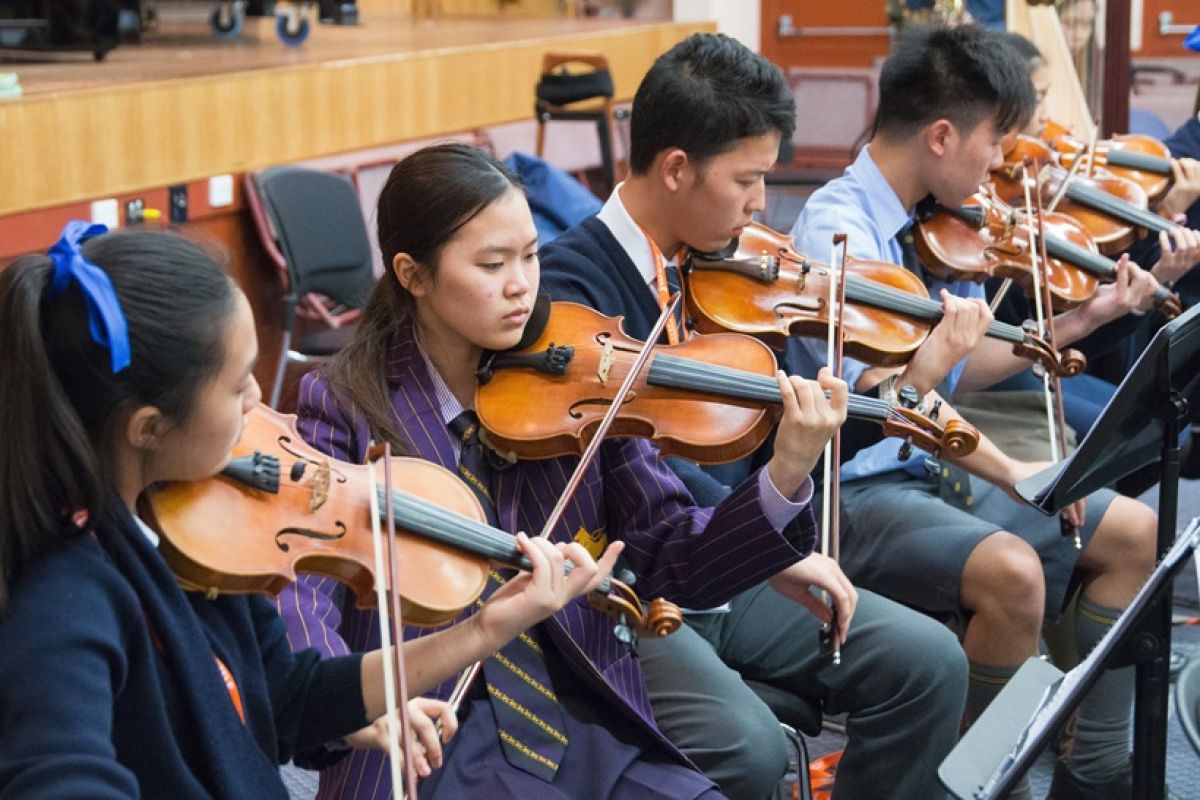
[941,419,980,459]
[882,406,980,460]
[587,577,682,641]
[1012,329,1087,378]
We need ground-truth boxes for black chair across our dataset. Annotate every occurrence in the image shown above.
[245,165,375,409]
[535,50,627,195]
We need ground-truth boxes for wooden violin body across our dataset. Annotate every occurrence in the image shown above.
[993,135,1146,254]
[143,406,488,625]
[914,191,1100,308]
[685,223,929,366]
[688,221,1083,378]
[993,135,1174,255]
[476,301,778,465]
[475,302,980,463]
[917,191,1181,318]
[1043,119,1172,204]
[143,405,681,637]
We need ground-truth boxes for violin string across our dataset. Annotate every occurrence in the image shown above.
[265,478,525,564]
[1030,216,1171,307]
[374,487,611,590]
[255,463,610,588]
[647,354,897,421]
[1041,232,1117,279]
[843,275,1027,344]
[1063,179,1171,233]
[1102,148,1171,175]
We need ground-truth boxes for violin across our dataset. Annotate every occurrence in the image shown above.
[141,404,682,638]
[916,190,1181,318]
[686,222,1082,378]
[1042,119,1173,204]
[474,301,980,465]
[993,135,1176,255]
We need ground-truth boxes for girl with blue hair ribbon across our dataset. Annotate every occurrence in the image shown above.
[0,222,618,798]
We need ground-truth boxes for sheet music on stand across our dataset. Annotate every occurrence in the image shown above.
[1015,304,1200,514]
[945,304,1200,800]
[942,517,1200,800]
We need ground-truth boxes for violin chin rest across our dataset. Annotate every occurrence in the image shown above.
[513,291,553,351]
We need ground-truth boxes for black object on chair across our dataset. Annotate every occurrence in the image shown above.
[245,165,375,409]
[535,51,626,195]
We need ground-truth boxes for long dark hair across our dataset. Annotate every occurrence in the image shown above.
[325,143,522,451]
[0,229,237,611]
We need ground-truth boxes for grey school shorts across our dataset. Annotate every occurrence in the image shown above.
[836,469,1116,622]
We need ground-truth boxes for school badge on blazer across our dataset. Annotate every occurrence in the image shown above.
[573,525,607,559]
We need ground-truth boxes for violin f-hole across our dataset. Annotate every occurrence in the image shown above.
[774,298,824,320]
[275,521,348,552]
[568,393,639,419]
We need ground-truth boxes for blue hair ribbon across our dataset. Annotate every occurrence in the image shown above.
[47,221,131,373]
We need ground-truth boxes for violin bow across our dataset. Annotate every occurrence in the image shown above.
[368,443,421,798]
[443,296,683,716]
[1045,137,1091,214]
[1022,162,1082,549]
[975,186,1020,315]
[819,233,849,665]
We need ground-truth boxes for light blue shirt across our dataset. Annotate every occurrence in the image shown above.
[788,146,985,481]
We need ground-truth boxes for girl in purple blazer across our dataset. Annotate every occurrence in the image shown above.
[279,143,850,799]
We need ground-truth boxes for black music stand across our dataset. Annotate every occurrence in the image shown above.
[939,301,1200,800]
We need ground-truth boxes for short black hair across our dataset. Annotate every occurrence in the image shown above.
[874,25,1035,139]
[629,33,795,174]
[999,31,1044,67]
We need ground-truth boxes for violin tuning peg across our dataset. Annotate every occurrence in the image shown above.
[929,400,942,422]
[924,457,942,477]
[898,440,913,462]
[616,568,637,587]
[613,618,636,647]
[898,385,920,409]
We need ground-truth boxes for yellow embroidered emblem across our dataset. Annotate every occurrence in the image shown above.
[573,525,607,559]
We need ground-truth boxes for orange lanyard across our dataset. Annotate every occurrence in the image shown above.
[144,607,246,725]
[214,655,247,724]
[640,227,687,345]
[83,521,248,725]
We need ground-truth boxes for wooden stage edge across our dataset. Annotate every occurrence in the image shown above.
[0,14,714,217]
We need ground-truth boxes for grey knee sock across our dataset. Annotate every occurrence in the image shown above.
[967,661,1032,800]
[1062,597,1132,783]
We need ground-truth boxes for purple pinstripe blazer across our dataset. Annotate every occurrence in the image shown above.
[276,321,816,799]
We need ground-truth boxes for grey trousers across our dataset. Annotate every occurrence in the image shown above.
[637,584,967,800]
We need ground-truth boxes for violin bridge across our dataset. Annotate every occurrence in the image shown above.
[597,338,615,385]
[309,460,330,512]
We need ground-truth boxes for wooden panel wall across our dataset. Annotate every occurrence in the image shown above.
[0,18,711,216]
[759,0,890,69]
[1136,0,1200,58]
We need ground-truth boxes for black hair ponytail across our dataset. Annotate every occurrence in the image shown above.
[0,229,236,611]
